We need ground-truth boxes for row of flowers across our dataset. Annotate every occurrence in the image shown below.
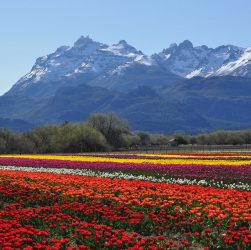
[56,153,251,162]
[0,165,250,191]
[1,153,251,165]
[0,156,250,184]
[0,169,250,249]
[81,153,251,160]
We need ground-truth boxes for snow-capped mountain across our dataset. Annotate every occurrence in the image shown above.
[2,36,251,133]
[13,36,103,88]
[69,40,149,76]
[153,40,246,78]
[5,36,251,99]
[7,36,153,96]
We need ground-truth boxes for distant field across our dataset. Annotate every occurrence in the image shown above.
[0,153,250,249]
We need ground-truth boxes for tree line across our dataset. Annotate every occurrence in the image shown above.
[0,113,169,154]
[1,113,251,154]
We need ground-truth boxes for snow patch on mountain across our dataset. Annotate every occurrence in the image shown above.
[134,55,153,66]
[99,40,140,57]
[213,47,251,77]
[109,63,132,76]
[187,68,203,79]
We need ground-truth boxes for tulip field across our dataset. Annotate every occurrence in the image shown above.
[0,153,250,249]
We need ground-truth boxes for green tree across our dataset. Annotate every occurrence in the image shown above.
[88,113,130,148]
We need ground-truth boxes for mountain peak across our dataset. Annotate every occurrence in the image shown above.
[179,40,193,49]
[169,43,177,48]
[114,40,136,50]
[74,35,95,47]
[106,40,140,56]
[154,40,249,78]
[118,40,128,45]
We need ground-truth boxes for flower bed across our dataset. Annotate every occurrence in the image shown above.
[0,153,250,249]
[0,153,250,189]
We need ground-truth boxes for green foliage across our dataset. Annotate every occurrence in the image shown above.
[1,114,251,154]
[0,113,132,153]
[175,129,251,146]
[88,113,130,148]
[54,123,109,152]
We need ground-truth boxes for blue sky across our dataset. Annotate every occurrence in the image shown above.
[0,0,251,95]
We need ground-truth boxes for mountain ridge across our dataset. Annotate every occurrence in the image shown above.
[5,36,251,97]
[1,36,251,134]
